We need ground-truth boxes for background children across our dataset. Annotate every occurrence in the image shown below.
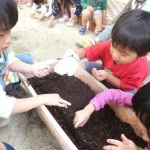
[30,0,53,20]
[74,82,150,150]
[78,0,150,47]
[58,0,82,27]
[54,10,150,92]
[79,0,107,35]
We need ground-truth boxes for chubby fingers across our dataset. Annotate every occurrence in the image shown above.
[58,99,71,108]
[73,114,83,128]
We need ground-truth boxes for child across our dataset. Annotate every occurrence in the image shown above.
[78,0,150,47]
[0,0,71,149]
[30,0,53,20]
[48,0,82,27]
[54,10,150,92]
[73,82,150,150]
[79,0,107,35]
[58,0,82,27]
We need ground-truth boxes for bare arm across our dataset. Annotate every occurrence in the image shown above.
[75,48,86,60]
[11,94,71,115]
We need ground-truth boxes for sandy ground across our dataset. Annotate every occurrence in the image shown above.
[0,3,95,150]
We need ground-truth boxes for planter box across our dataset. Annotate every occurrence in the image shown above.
[19,60,147,150]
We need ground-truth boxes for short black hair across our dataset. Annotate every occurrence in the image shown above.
[33,0,45,5]
[132,82,150,139]
[0,0,18,32]
[112,9,150,56]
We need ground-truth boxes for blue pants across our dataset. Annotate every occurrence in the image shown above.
[0,53,34,89]
[84,61,138,94]
[3,142,15,150]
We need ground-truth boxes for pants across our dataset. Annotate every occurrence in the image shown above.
[3,142,15,150]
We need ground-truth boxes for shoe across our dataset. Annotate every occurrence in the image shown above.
[66,19,75,27]
[5,83,30,98]
[76,40,92,48]
[58,14,69,22]
[0,118,10,128]
[79,26,87,35]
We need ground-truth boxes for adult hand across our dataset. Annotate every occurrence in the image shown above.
[44,93,71,108]
[103,134,138,150]
[92,68,108,81]
[54,49,79,76]
[0,141,6,150]
[32,63,52,78]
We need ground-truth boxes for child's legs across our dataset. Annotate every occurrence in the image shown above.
[15,53,34,64]
[3,142,15,150]
[81,9,91,26]
[93,10,103,32]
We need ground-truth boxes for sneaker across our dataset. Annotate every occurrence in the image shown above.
[58,14,69,22]
[0,118,10,128]
[66,19,75,27]
[79,26,87,35]
[76,40,92,48]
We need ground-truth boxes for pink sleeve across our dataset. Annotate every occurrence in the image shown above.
[90,89,133,111]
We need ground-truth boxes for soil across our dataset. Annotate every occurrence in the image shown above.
[28,73,147,150]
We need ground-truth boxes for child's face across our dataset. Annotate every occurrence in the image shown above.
[110,44,138,65]
[0,30,11,52]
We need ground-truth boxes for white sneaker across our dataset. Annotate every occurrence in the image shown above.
[58,15,69,22]
[0,118,10,128]
[66,19,75,27]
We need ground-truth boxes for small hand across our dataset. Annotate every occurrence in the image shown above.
[103,134,138,150]
[73,109,90,128]
[92,68,108,81]
[32,64,52,78]
[44,93,71,108]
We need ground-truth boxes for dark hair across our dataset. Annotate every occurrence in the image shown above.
[132,82,150,139]
[33,0,45,5]
[112,9,150,56]
[0,0,18,32]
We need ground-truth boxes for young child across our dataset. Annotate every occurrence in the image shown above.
[73,82,150,150]
[78,0,150,47]
[0,0,71,149]
[48,0,82,27]
[30,0,53,20]
[58,0,82,27]
[79,0,107,35]
[54,10,150,92]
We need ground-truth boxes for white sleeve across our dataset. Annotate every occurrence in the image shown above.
[7,51,19,65]
[0,85,16,119]
[41,5,47,14]
[31,3,39,14]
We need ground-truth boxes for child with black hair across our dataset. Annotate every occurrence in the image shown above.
[74,82,150,150]
[54,9,150,93]
[48,0,82,27]
[0,0,71,149]
[30,0,53,20]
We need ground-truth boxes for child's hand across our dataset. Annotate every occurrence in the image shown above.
[92,68,108,81]
[73,109,91,128]
[44,94,71,108]
[32,64,52,78]
[103,134,138,150]
[73,104,95,128]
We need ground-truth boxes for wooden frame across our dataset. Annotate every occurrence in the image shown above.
[19,60,147,150]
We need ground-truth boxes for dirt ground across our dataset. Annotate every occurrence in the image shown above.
[0,3,95,150]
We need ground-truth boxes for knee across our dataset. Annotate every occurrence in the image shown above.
[82,9,91,17]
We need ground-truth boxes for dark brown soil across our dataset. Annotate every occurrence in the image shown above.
[28,73,147,150]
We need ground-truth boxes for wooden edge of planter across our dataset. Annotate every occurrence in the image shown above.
[19,60,148,148]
